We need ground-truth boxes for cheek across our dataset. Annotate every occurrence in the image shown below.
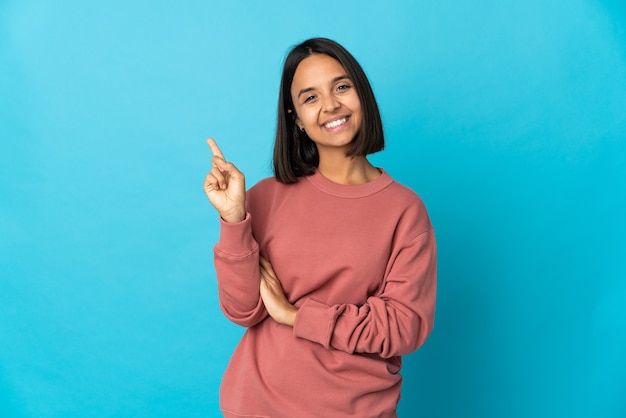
[347,94,362,114]
[299,108,318,126]
[351,102,363,123]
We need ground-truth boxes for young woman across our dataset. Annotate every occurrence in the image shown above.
[204,38,437,418]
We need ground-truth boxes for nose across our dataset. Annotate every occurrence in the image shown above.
[322,93,340,112]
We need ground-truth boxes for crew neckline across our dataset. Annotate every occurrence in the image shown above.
[304,168,394,198]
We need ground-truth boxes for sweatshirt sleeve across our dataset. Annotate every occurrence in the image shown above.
[292,227,437,358]
[213,214,267,327]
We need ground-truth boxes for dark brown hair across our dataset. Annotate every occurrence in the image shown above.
[273,38,384,184]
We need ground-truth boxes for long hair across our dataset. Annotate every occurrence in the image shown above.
[273,38,384,184]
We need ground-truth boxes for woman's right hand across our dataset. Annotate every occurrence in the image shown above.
[203,138,246,223]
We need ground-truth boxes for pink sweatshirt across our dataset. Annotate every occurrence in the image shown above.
[214,169,437,418]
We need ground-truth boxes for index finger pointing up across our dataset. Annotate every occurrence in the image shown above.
[206,138,225,160]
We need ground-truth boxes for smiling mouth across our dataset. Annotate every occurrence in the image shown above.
[323,117,349,129]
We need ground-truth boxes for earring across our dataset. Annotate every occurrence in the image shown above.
[299,127,305,132]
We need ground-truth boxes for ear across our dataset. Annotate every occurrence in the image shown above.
[288,109,303,130]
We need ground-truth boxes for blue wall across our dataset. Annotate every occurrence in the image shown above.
[1,1,625,417]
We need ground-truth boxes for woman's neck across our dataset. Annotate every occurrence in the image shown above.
[317,153,381,185]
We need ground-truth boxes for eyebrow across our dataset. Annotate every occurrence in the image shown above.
[297,75,351,98]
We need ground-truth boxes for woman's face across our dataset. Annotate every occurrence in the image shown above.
[290,54,362,154]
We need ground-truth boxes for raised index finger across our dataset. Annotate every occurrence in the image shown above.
[206,138,225,160]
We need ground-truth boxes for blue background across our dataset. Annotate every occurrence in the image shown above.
[1,0,625,417]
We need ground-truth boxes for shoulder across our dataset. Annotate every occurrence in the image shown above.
[381,171,433,234]
[249,176,280,193]
[248,174,313,194]
[387,179,424,204]
[248,176,279,200]
[381,171,427,209]
[247,175,303,205]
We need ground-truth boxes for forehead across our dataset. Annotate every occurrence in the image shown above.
[291,54,348,91]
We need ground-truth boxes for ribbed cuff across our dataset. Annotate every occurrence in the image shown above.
[293,298,336,348]
[215,213,256,257]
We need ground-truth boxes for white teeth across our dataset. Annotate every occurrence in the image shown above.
[324,117,347,128]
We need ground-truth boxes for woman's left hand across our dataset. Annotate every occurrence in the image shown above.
[259,257,298,326]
